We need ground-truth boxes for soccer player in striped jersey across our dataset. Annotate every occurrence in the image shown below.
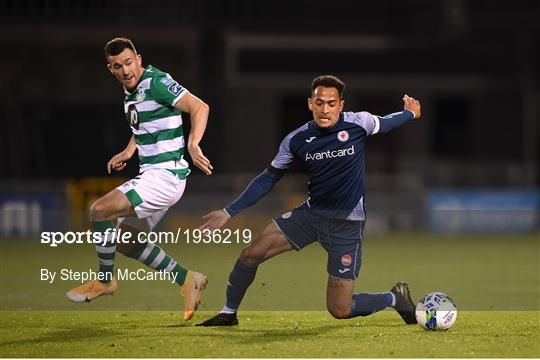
[197,75,422,326]
[66,38,211,321]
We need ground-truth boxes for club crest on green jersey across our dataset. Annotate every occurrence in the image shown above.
[127,104,139,129]
[136,88,146,102]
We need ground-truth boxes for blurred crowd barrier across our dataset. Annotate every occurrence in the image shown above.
[0,176,538,238]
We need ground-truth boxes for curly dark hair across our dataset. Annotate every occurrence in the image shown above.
[311,75,345,98]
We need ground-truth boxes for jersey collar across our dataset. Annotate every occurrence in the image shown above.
[312,112,344,132]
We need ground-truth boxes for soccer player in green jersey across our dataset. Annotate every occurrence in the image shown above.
[67,38,211,321]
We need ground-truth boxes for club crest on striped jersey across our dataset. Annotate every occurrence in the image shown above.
[136,88,146,101]
[127,104,139,130]
[338,130,349,142]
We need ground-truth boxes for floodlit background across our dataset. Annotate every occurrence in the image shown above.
[0,0,538,311]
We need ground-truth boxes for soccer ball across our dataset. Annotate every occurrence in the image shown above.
[415,292,457,331]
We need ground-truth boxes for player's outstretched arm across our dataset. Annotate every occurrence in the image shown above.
[376,95,421,134]
[107,135,137,173]
[176,93,213,175]
[198,167,287,231]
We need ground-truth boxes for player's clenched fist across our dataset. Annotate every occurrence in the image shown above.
[107,151,132,173]
[403,94,421,119]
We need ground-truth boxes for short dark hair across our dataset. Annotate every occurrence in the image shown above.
[104,38,137,59]
[311,75,345,98]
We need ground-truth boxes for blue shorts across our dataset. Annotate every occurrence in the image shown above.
[273,203,364,280]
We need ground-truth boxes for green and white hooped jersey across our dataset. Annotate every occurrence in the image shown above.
[124,65,190,179]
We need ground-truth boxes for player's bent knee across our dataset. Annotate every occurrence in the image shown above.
[239,246,264,267]
[327,305,351,320]
[90,193,133,221]
[90,199,113,221]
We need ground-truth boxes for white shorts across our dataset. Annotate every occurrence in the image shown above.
[116,169,186,231]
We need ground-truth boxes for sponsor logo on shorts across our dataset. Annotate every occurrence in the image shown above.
[341,254,352,266]
[281,212,292,219]
[121,179,138,190]
[338,130,349,142]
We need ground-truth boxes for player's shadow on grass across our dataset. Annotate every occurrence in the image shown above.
[227,325,345,344]
[184,321,405,345]
[2,327,120,346]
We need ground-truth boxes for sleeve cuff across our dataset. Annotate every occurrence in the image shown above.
[172,89,189,106]
[372,114,380,135]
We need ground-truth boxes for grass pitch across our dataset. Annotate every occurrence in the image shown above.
[1,311,539,357]
[1,233,539,357]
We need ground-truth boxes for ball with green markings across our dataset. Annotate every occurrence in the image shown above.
[415,292,457,331]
